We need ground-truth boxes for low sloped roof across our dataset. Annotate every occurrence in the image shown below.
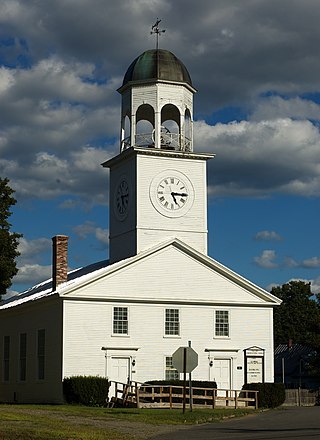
[0,259,109,310]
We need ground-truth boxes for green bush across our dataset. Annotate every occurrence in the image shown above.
[242,382,285,408]
[63,376,109,407]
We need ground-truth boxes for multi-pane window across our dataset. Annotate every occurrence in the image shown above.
[113,307,128,334]
[19,333,27,381]
[37,329,45,380]
[215,310,229,337]
[165,356,179,380]
[3,336,10,382]
[165,309,180,336]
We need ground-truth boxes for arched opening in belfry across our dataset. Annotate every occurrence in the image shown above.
[184,109,193,152]
[136,104,155,147]
[120,113,131,152]
[160,104,180,150]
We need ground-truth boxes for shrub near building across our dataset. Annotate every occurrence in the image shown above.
[63,376,109,406]
[243,383,285,408]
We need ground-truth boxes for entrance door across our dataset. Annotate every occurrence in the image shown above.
[108,357,130,398]
[214,359,231,390]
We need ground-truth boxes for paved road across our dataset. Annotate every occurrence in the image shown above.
[152,407,320,440]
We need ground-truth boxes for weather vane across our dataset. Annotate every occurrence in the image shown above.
[151,18,166,50]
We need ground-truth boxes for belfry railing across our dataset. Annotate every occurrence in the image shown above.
[121,132,192,153]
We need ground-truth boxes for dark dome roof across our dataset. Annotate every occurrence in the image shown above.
[122,49,192,87]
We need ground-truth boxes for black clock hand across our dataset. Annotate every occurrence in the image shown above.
[172,192,188,197]
[171,192,178,204]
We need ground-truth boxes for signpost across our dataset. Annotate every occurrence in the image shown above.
[172,344,198,413]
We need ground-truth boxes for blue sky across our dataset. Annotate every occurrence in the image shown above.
[1,0,319,298]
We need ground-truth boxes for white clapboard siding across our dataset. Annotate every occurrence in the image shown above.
[62,299,274,390]
[64,244,270,305]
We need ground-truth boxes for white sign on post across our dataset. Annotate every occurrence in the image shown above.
[172,346,198,373]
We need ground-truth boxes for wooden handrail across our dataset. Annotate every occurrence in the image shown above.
[109,380,258,409]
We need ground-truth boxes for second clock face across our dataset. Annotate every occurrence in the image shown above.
[150,170,194,217]
[114,178,130,220]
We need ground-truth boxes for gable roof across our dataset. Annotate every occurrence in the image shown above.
[0,238,281,310]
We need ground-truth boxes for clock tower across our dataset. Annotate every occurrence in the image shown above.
[103,49,214,263]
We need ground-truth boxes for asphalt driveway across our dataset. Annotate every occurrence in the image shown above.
[152,406,320,440]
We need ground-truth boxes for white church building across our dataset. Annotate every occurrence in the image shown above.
[0,48,281,403]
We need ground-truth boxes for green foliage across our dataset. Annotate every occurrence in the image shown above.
[243,383,285,408]
[272,281,320,349]
[0,178,22,299]
[63,376,109,407]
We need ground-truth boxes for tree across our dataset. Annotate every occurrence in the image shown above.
[0,178,22,299]
[272,281,320,349]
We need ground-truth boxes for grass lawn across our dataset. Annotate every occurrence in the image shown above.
[0,405,258,440]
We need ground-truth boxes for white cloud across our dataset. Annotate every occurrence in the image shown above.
[310,277,320,295]
[73,221,108,248]
[254,230,282,241]
[18,237,51,262]
[251,96,320,122]
[283,257,299,268]
[195,118,320,197]
[13,263,51,284]
[254,250,278,268]
[301,257,320,268]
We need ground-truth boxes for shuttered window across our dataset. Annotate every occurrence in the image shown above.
[19,333,27,381]
[37,329,45,380]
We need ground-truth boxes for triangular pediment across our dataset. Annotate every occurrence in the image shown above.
[60,239,281,306]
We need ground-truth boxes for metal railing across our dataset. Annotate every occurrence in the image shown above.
[121,132,192,152]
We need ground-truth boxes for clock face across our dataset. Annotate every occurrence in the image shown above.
[114,178,130,220]
[150,170,194,218]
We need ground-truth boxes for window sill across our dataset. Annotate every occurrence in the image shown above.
[213,336,231,340]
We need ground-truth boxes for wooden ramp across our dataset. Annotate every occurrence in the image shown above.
[108,381,259,409]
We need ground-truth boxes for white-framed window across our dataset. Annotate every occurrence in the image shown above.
[3,336,10,382]
[165,356,179,380]
[113,307,128,335]
[37,329,45,380]
[165,308,180,336]
[214,310,230,337]
[19,333,27,381]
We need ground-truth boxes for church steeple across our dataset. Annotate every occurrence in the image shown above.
[103,47,213,264]
[117,48,196,153]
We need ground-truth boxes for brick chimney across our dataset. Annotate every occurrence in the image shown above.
[52,235,69,291]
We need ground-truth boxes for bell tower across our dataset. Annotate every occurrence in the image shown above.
[103,48,214,264]
[119,49,195,153]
